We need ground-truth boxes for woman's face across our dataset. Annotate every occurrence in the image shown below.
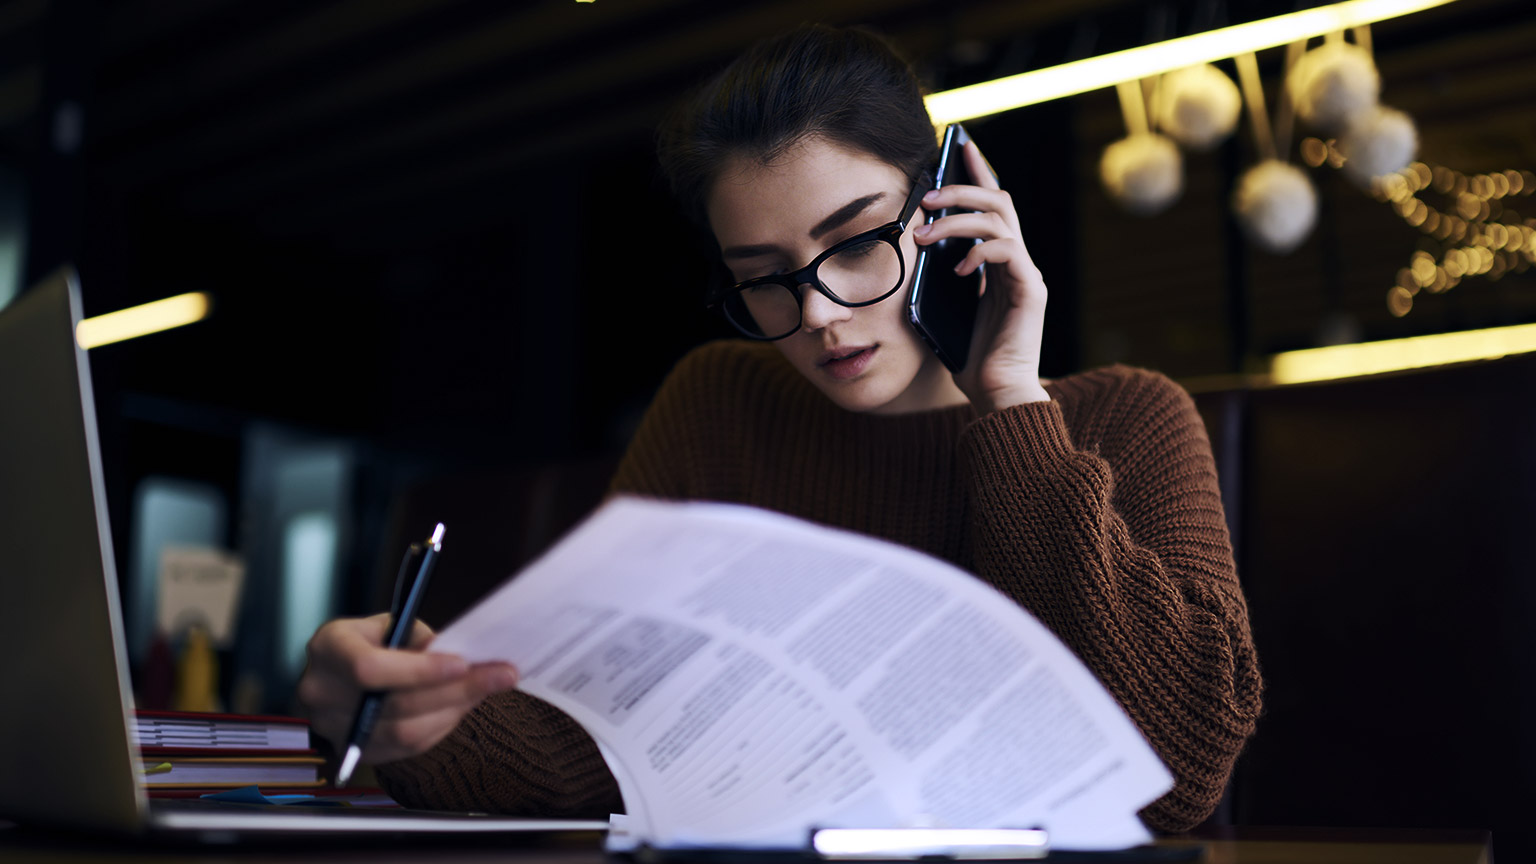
[706,137,967,415]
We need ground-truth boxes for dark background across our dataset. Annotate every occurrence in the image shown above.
[9,0,1534,457]
[3,0,1535,850]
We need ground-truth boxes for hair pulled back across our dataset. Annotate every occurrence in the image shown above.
[656,24,938,234]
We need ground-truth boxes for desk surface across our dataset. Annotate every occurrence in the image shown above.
[1183,827,1492,864]
[0,825,1494,864]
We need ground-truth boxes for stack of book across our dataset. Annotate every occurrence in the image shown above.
[135,710,327,797]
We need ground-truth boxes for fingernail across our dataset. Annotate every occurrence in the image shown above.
[923,190,940,201]
[914,224,930,237]
[493,666,519,690]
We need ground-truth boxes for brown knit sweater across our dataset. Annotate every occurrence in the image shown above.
[376,340,1263,833]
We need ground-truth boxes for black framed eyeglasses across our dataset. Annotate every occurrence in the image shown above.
[706,173,934,340]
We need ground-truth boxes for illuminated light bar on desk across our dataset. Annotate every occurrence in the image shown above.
[924,0,1458,125]
[1268,322,1536,384]
[75,292,212,349]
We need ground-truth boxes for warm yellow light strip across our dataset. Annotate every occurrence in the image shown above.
[1269,321,1536,384]
[76,292,212,349]
[924,0,1457,125]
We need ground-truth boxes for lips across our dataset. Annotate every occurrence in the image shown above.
[818,345,877,380]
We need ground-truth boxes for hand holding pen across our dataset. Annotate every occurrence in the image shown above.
[296,524,521,783]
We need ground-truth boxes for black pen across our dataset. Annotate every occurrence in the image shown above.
[335,522,445,788]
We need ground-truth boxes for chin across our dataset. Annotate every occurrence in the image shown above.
[822,389,889,414]
[809,374,907,414]
[778,341,926,414]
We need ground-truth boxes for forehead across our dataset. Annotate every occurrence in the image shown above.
[705,137,908,245]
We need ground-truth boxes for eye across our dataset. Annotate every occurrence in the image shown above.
[837,239,883,259]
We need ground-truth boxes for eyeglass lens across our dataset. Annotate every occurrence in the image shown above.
[724,238,903,339]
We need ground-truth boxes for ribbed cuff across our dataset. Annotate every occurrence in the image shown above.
[961,398,1076,475]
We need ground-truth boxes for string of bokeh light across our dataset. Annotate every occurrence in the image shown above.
[1301,138,1536,317]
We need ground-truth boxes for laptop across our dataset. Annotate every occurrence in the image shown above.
[0,268,608,839]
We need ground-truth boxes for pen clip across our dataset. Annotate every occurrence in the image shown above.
[390,542,425,615]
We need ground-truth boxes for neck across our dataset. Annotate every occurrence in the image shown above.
[871,354,970,415]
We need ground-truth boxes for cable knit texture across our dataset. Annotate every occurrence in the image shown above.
[375,340,1263,833]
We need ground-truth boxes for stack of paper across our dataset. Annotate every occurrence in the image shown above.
[134,710,325,791]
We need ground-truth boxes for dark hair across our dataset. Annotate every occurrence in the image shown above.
[656,24,938,234]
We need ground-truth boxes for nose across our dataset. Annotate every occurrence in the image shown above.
[798,283,852,331]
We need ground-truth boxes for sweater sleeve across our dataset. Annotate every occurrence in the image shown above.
[373,690,624,817]
[958,368,1261,833]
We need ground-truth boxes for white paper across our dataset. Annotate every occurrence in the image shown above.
[157,545,246,644]
[434,497,1171,850]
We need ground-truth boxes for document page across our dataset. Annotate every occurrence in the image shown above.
[433,497,1172,850]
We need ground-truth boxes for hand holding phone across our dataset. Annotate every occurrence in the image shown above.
[907,124,993,373]
[910,125,1052,412]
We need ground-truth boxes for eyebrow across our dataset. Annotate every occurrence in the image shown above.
[720,192,887,261]
[809,192,885,240]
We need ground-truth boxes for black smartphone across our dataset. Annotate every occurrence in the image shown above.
[907,123,987,374]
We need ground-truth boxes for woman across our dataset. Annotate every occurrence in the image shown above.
[300,24,1261,833]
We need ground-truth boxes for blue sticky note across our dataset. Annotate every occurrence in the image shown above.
[199,786,345,807]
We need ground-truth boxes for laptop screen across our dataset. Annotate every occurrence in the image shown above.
[0,268,147,831]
